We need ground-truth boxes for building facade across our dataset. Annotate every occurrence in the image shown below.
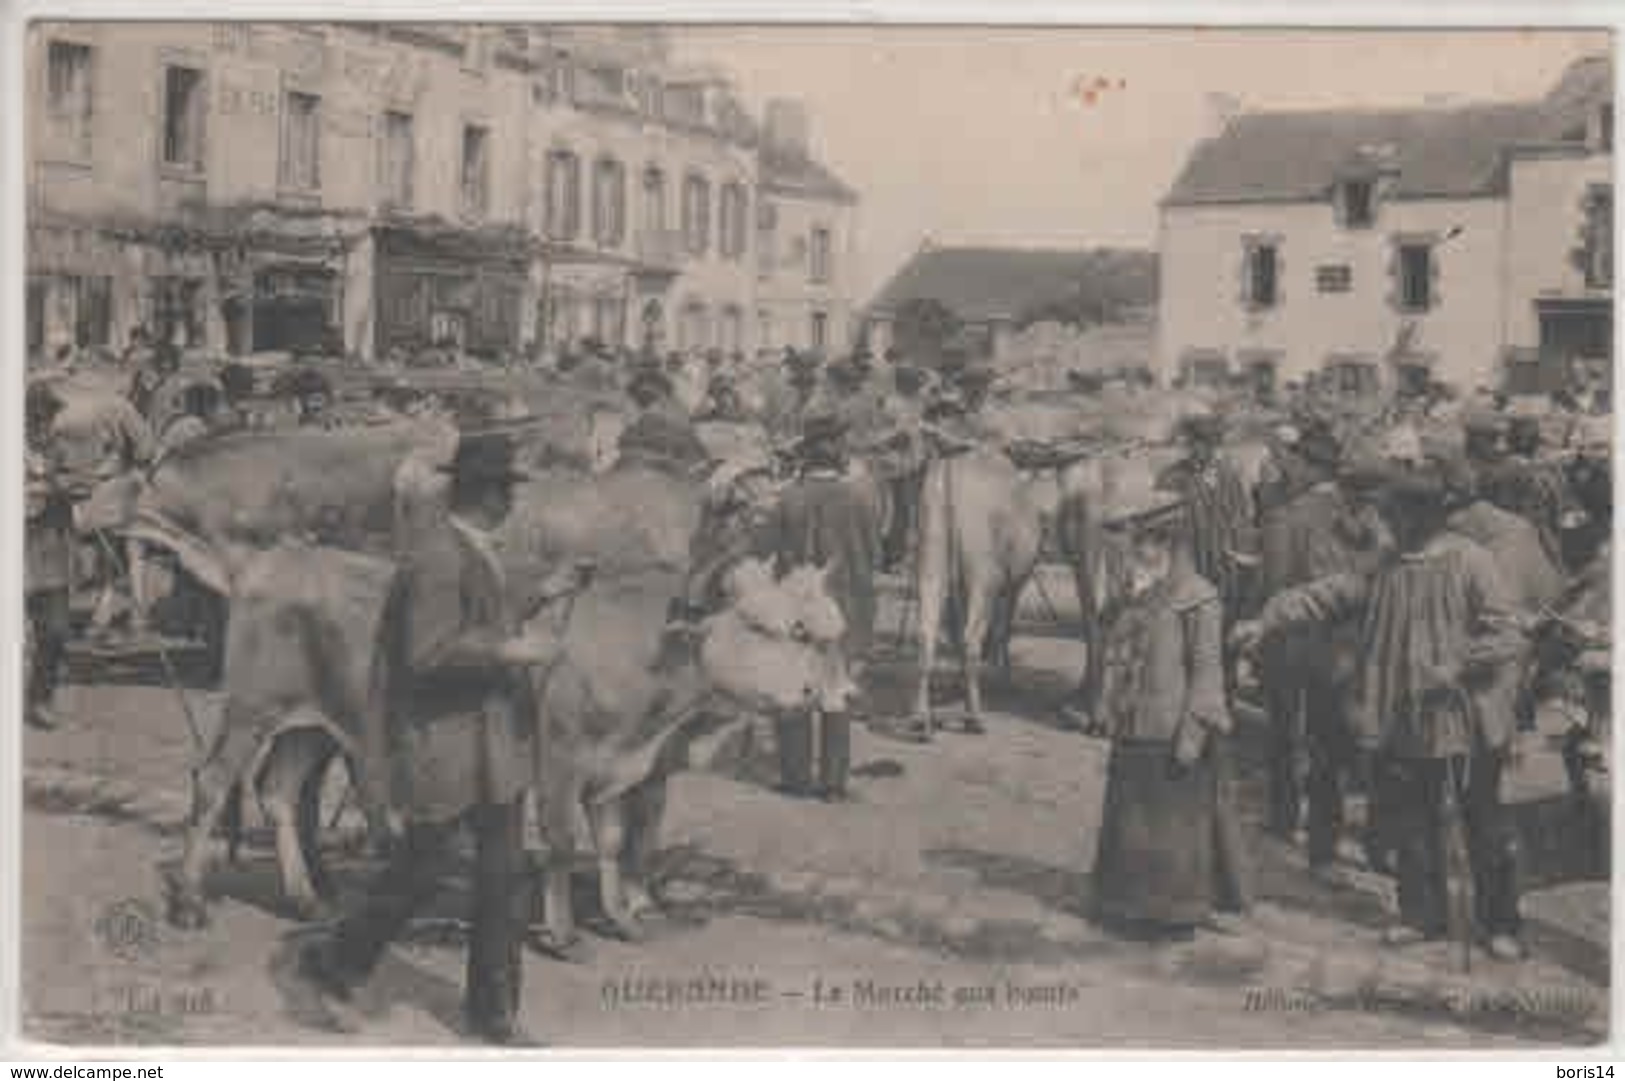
[26,22,861,365]
[1156,55,1612,400]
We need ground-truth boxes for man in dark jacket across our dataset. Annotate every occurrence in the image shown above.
[25,384,75,730]
[1156,413,1257,627]
[1255,424,1385,865]
[755,413,879,801]
[295,422,588,1044]
[1242,461,1528,961]
[1480,415,1579,572]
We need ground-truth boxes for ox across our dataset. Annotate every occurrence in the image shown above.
[910,448,1043,731]
[166,488,856,945]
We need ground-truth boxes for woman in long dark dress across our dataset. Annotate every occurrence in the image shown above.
[1090,484,1247,938]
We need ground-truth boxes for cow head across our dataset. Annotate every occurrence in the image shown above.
[695,557,858,715]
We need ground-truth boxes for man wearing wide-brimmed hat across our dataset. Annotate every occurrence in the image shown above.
[1479,413,1579,571]
[295,414,592,1044]
[1088,481,1250,939]
[1156,411,1258,631]
[755,411,879,802]
[1254,419,1387,866]
[1239,459,1528,961]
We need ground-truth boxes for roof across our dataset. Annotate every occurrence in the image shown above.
[868,246,1158,324]
[759,146,858,205]
[1165,54,1612,207]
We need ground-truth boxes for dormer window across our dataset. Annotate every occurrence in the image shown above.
[1337,178,1375,229]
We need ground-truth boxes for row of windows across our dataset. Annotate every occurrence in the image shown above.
[44,41,838,281]
[540,296,830,353]
[1242,238,1436,312]
[540,153,753,259]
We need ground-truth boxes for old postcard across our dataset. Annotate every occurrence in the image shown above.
[13,19,1613,1052]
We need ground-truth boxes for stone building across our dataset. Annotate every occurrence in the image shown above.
[1156,54,1612,401]
[25,22,861,365]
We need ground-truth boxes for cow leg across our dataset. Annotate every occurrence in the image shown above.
[258,728,332,922]
[168,769,236,930]
[297,747,345,902]
[587,798,640,940]
[911,514,946,732]
[959,581,994,731]
[1067,561,1102,728]
[533,778,582,952]
[621,781,669,920]
[221,779,246,866]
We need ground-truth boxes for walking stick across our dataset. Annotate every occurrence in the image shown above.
[90,527,205,753]
[1442,752,1475,975]
[1440,685,1477,975]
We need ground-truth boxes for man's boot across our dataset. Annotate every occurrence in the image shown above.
[818,711,852,801]
[775,710,814,797]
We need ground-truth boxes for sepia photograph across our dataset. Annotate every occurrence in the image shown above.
[12,18,1615,1052]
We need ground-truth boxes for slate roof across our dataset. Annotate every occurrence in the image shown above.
[759,146,859,204]
[868,247,1158,324]
[1164,54,1612,207]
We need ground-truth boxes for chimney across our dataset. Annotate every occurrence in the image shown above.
[1202,92,1242,139]
[764,98,811,160]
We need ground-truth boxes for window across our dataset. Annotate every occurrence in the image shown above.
[1243,240,1278,309]
[73,276,112,347]
[545,149,581,240]
[1327,360,1379,399]
[719,305,743,354]
[1397,242,1433,312]
[810,310,829,351]
[1584,185,1613,289]
[1315,264,1352,294]
[592,158,626,248]
[666,85,705,126]
[682,173,711,256]
[1339,179,1374,228]
[1597,103,1614,153]
[757,308,773,349]
[678,302,709,352]
[27,279,46,356]
[162,65,205,170]
[810,226,832,283]
[592,295,626,345]
[461,123,490,219]
[757,203,777,278]
[719,182,748,260]
[45,41,94,160]
[642,167,666,235]
[153,277,203,348]
[1180,349,1229,388]
[376,111,414,209]
[279,91,321,191]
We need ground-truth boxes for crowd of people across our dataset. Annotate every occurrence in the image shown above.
[22,321,1615,1040]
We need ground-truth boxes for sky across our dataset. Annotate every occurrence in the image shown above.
[670,27,1610,303]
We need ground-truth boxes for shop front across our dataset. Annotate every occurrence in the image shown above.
[374,219,530,360]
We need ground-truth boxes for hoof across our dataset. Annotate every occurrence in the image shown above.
[528,928,593,964]
[600,912,646,943]
[165,886,211,931]
[288,895,337,924]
